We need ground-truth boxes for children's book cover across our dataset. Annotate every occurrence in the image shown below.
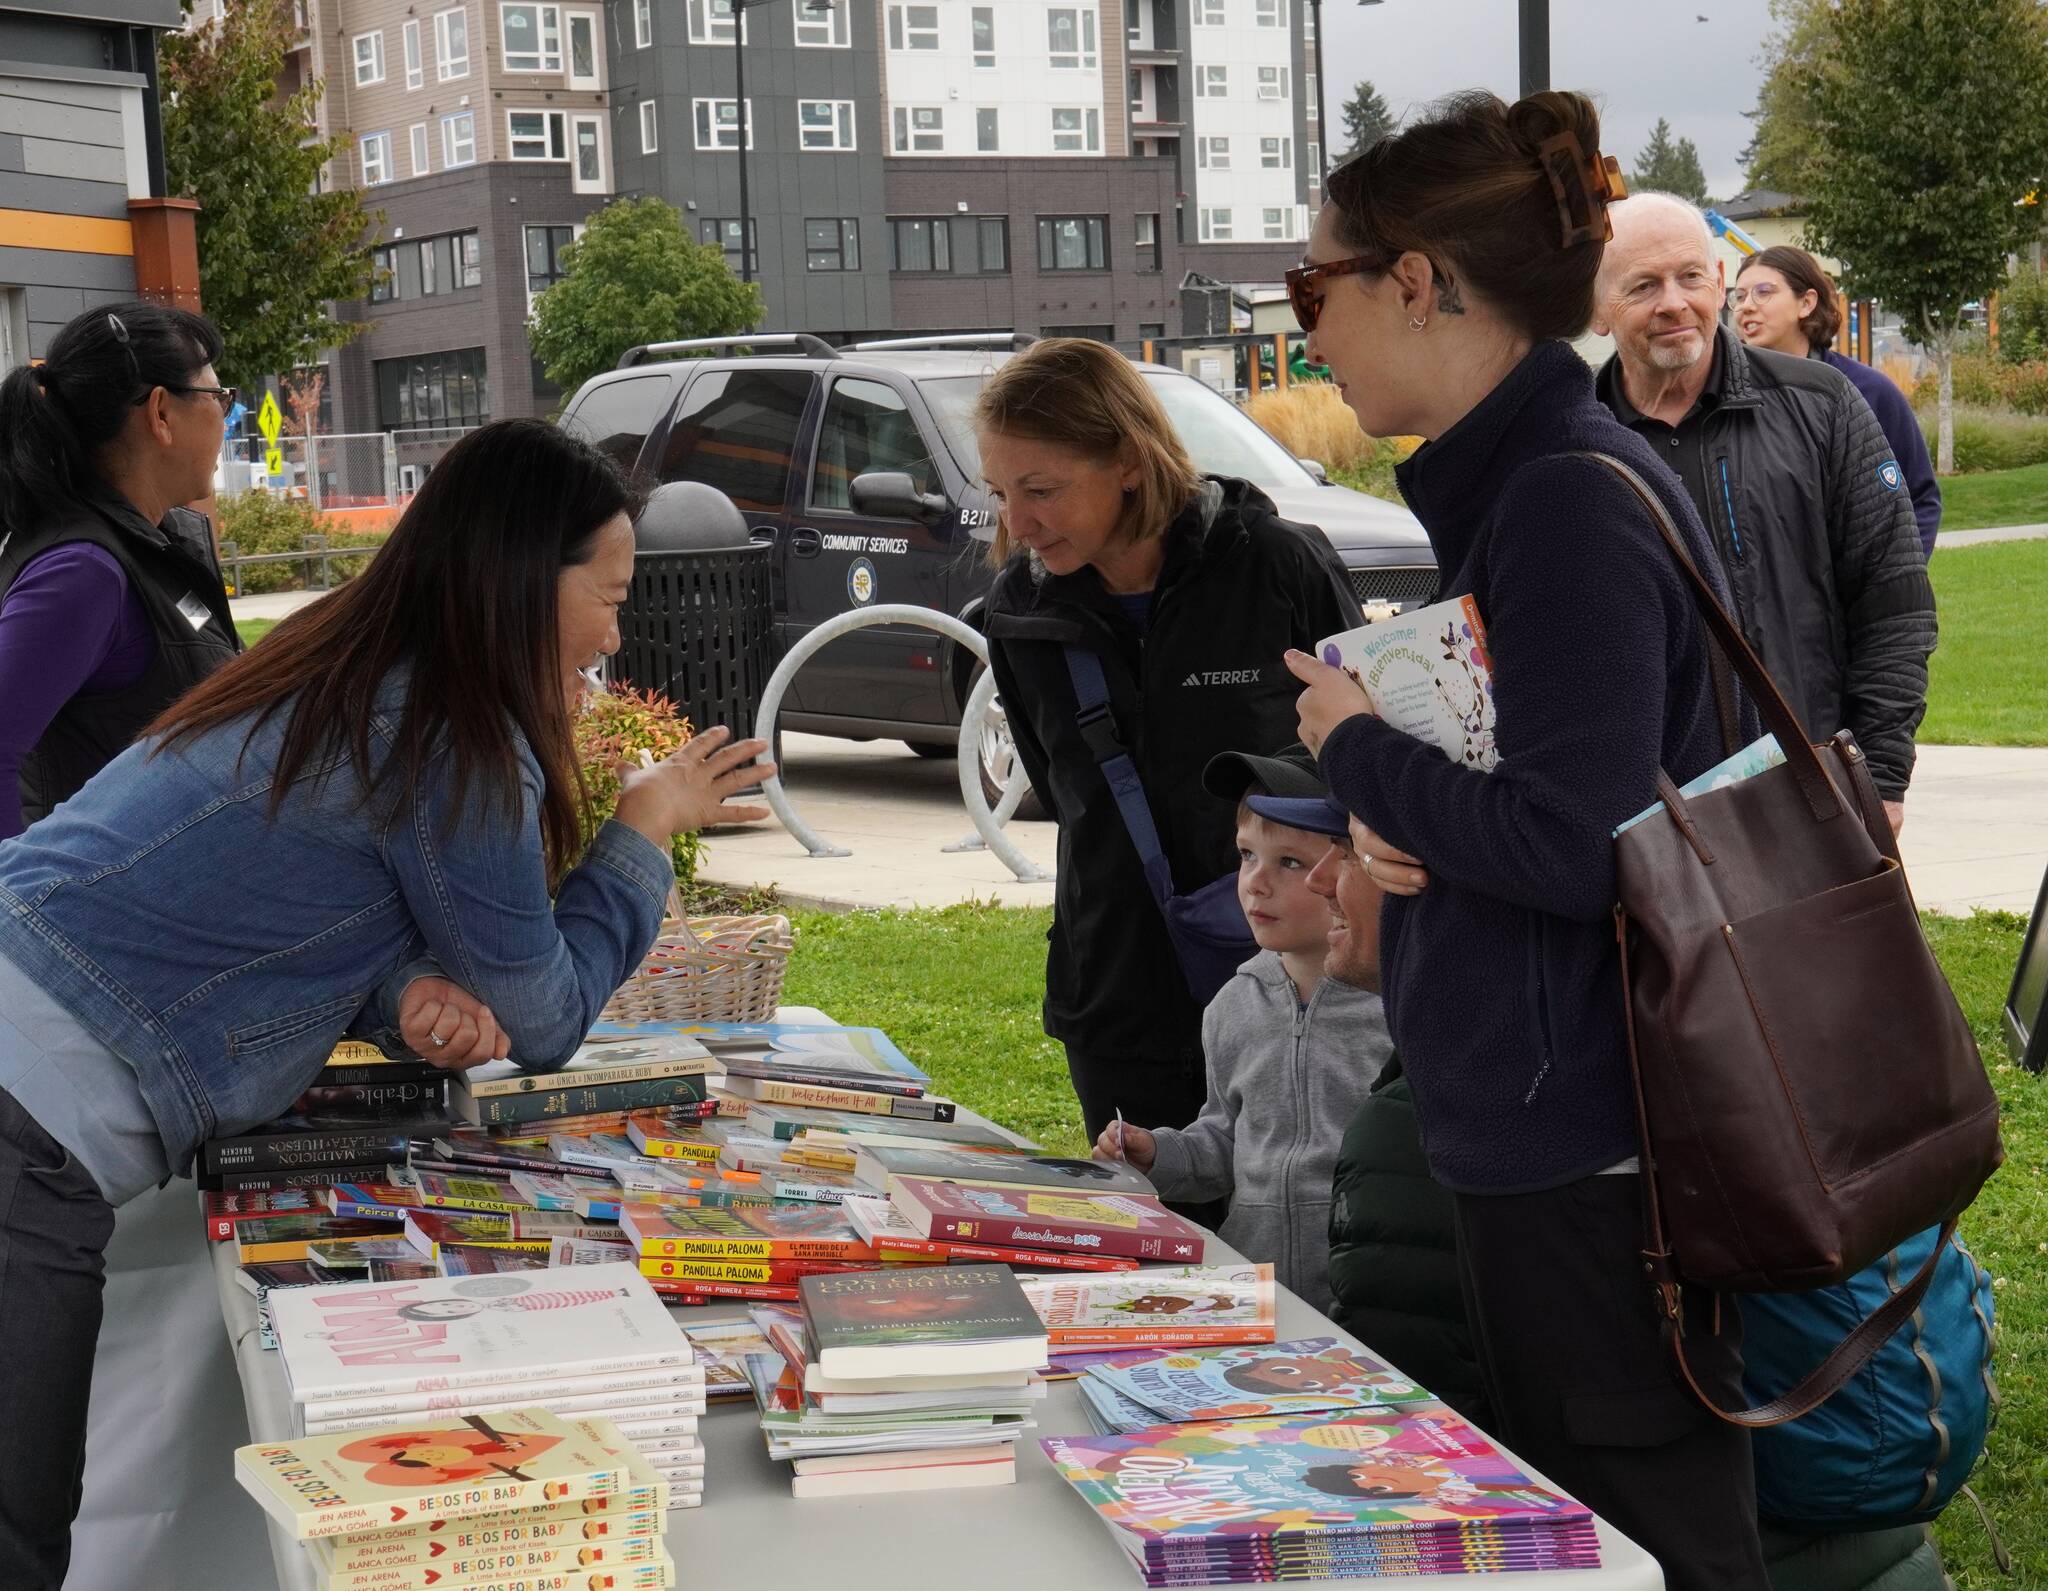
[864,1145,1158,1198]
[617,1200,874,1261]
[800,1263,1042,1355]
[588,1020,931,1086]
[1318,594,1497,772]
[1020,1265,1277,1347]
[889,1179,1207,1262]
[1086,1338,1434,1423]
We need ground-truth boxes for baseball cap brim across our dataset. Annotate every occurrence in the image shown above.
[1202,744,1325,803]
[1245,793,1352,838]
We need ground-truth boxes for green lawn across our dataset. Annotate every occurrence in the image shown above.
[1921,539,2048,746]
[235,619,276,648]
[780,902,2042,1584]
[1940,461,2048,533]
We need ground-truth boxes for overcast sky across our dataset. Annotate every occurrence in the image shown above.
[1319,0,1777,201]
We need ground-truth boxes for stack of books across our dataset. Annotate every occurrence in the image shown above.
[268,1264,708,1500]
[235,1407,679,1590]
[617,1198,899,1307]
[741,1263,1052,1498]
[1071,1336,1433,1436]
[1019,1264,1280,1357]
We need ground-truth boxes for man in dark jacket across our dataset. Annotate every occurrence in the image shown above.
[1591,193,1936,830]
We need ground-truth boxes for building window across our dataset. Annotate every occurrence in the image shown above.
[687,0,742,43]
[887,216,950,272]
[1197,135,1229,170]
[353,31,385,85]
[418,237,439,296]
[409,123,430,176]
[1194,0,1224,22]
[805,217,859,271]
[442,111,476,166]
[639,99,658,152]
[977,216,1008,271]
[1047,7,1097,68]
[1037,215,1107,270]
[370,245,396,302]
[975,107,999,152]
[1263,206,1289,240]
[435,6,469,77]
[402,20,423,87]
[891,105,943,153]
[795,0,848,44]
[1260,135,1290,168]
[500,3,562,71]
[1041,323,1113,341]
[1257,65,1289,99]
[1305,71,1317,117]
[1134,211,1158,271]
[369,230,482,302]
[887,4,938,49]
[1138,321,1165,343]
[572,113,603,187]
[1195,64,1226,97]
[798,99,855,151]
[1051,107,1100,153]
[633,0,651,45]
[1308,140,1320,184]
[459,231,483,286]
[359,130,393,185]
[526,223,577,313]
[699,218,757,274]
[1255,0,1285,23]
[694,98,751,149]
[971,5,994,65]
[376,346,488,431]
[1200,206,1232,241]
[507,109,568,159]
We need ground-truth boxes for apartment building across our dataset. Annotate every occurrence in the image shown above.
[1,0,201,370]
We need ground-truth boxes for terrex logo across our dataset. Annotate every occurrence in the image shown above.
[1182,669,1262,687]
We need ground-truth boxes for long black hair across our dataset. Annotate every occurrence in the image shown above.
[0,302,225,539]
[149,419,642,881]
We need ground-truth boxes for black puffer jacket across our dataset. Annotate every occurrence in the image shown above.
[984,477,1359,1056]
[1596,327,1935,799]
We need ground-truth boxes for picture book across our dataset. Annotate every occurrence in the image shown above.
[1318,593,1497,772]
[455,1036,713,1098]
[310,1503,661,1581]
[232,1408,632,1540]
[269,1263,692,1401]
[840,1195,1140,1273]
[887,1178,1208,1263]
[1086,1338,1434,1424]
[410,1173,536,1215]
[681,1319,776,1399]
[438,1247,551,1277]
[588,1020,931,1087]
[1616,732,1788,836]
[858,1145,1158,1198]
[403,1212,556,1258]
[204,1188,316,1240]
[801,1263,1048,1379]
[1079,1369,1178,1436]
[617,1201,876,1262]
[1020,1265,1278,1349]
[315,1527,663,1591]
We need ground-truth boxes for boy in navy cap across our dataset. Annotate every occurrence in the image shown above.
[1095,745,1392,1316]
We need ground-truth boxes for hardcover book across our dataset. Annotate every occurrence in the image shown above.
[455,1075,712,1128]
[454,1037,713,1098]
[588,1020,931,1086]
[800,1263,1048,1380]
[858,1145,1157,1198]
[1085,1337,1433,1424]
[235,1216,406,1266]
[617,1201,876,1262]
[717,1076,956,1120]
[840,1194,1140,1273]
[1317,594,1498,772]
[887,1179,1208,1264]
[1019,1265,1278,1349]
[203,1188,316,1240]
[203,1118,447,1176]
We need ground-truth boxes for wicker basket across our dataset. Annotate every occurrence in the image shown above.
[600,912,795,1025]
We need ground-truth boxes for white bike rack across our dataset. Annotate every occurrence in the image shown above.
[753,604,1051,885]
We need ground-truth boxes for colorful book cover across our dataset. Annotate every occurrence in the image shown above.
[638,1256,876,1284]
[1020,1265,1278,1348]
[404,1212,556,1258]
[411,1173,536,1215]
[800,1264,1046,1373]
[550,1236,637,1267]
[316,1527,663,1591]
[861,1145,1158,1199]
[681,1320,776,1399]
[1087,1338,1434,1424]
[617,1201,876,1262]
[1616,732,1788,836]
[439,1247,551,1277]
[309,1236,423,1271]
[203,1188,316,1240]
[841,1195,1140,1273]
[368,1257,442,1284]
[312,1505,661,1582]
[1039,1409,1594,1549]
[325,1182,423,1219]
[269,1263,692,1401]
[622,1116,724,1164]
[888,1179,1208,1264]
[588,1020,931,1086]
[456,1037,713,1098]
[1318,594,1497,772]
[1079,1371,1175,1436]
[754,1167,863,1205]
[232,1408,632,1540]
[235,1216,406,1265]
[721,1077,956,1120]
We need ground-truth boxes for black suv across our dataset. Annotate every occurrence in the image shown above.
[559,334,1437,808]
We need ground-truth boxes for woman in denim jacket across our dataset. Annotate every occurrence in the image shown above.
[0,419,771,1587]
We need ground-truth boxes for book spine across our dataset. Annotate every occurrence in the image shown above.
[725,1064,926,1097]
[744,1080,952,1117]
[758,1176,852,1205]
[462,1058,715,1098]
[650,1280,800,1303]
[418,1146,560,1175]
[630,1136,722,1164]
[873,1238,1139,1272]
[305,1398,704,1437]
[200,1161,401,1193]
[297,1079,449,1114]
[285,1347,696,1402]
[916,1206,1205,1262]
[1045,1324,1276,1348]
[284,1462,629,1540]
[327,1196,417,1220]
[301,1367,706,1423]
[316,1060,446,1088]
[418,1190,532,1215]
[323,1533,664,1591]
[458,1077,711,1126]
[635,1258,869,1283]
[202,1128,415,1176]
[635,1238,875,1262]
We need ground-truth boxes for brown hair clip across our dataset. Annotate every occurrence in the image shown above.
[1539,131,1628,247]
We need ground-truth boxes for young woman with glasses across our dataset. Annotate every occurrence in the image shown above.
[0,303,241,842]
[1282,92,1771,1587]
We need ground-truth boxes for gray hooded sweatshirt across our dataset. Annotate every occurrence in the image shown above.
[1147,951,1393,1318]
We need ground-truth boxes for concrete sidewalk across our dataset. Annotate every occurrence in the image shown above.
[699,735,2048,919]
[1936,523,2048,548]
[229,589,329,622]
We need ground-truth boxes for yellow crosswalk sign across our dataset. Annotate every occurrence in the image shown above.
[257,391,283,446]
[265,447,285,476]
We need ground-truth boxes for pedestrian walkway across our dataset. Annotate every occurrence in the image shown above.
[1937,522,2048,548]
[701,735,2047,919]
[229,589,328,622]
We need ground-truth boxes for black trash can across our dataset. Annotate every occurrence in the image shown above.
[613,543,775,743]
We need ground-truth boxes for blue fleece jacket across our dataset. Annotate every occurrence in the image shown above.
[1822,350,1941,558]
[1317,341,1755,1196]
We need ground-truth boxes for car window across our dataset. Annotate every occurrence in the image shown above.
[655,368,814,512]
[560,374,674,471]
[918,371,1312,493]
[810,377,942,511]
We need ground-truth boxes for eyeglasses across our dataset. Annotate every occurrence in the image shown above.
[167,384,239,416]
[1285,254,1385,334]
[1728,282,1783,309]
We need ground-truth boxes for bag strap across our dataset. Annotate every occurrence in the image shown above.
[1061,646,1178,915]
[1573,452,1843,824]
[1614,904,1953,1427]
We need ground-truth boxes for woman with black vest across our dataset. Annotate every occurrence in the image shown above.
[0,303,239,841]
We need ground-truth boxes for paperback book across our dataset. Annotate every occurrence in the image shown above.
[800,1263,1048,1380]
[411,1174,536,1215]
[1317,594,1498,772]
[622,1116,724,1165]
[681,1319,777,1400]
[203,1118,446,1177]
[453,1037,713,1099]
[717,1076,956,1120]
[617,1201,876,1263]
[841,1195,1140,1273]
[857,1145,1158,1198]
[589,1020,931,1087]
[236,1216,405,1266]
[747,1105,1013,1150]
[204,1188,317,1240]
[887,1179,1208,1264]
[1085,1338,1433,1424]
[453,1075,711,1128]
[1020,1265,1278,1350]
[200,1161,402,1194]
[438,1247,552,1277]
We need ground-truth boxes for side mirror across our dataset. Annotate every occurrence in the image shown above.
[850,470,951,522]
[1297,457,1329,484]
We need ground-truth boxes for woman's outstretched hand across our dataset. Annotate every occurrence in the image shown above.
[613,726,776,843]
[1284,649,1375,757]
[399,976,510,1069]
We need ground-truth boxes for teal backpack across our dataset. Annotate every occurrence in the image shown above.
[1744,1226,1998,1531]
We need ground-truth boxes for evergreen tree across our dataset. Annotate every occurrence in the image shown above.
[1631,118,1711,206]
[1341,81,1396,160]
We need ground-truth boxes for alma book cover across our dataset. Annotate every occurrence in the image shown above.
[1020,1264,1277,1348]
[888,1178,1208,1263]
[233,1408,632,1540]
[1318,594,1497,772]
[800,1263,1048,1378]
[1085,1337,1434,1423]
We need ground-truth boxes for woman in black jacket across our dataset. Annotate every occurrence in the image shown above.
[1285,93,1768,1587]
[977,339,1358,1165]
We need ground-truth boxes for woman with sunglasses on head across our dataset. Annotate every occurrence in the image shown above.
[0,303,242,843]
[1732,245,1941,557]
[1283,92,1769,1588]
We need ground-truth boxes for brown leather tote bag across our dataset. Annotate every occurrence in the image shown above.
[1589,454,2003,1425]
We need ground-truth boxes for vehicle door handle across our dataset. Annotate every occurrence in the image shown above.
[789,527,823,559]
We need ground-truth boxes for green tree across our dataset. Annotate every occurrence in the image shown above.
[1740,0,1832,195]
[1631,118,1711,206]
[528,197,765,398]
[1340,81,1396,160]
[160,0,377,392]
[1793,0,2048,473]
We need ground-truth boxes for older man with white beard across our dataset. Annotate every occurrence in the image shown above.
[1591,193,1935,832]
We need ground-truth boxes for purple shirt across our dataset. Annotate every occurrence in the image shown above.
[0,542,157,840]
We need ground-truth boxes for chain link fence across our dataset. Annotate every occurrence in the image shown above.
[217,432,402,511]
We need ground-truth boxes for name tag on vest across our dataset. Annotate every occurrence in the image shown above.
[175,591,215,632]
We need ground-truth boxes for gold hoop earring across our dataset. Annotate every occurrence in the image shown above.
[1408,316,1428,332]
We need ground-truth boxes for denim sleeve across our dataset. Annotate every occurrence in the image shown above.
[379,746,672,1070]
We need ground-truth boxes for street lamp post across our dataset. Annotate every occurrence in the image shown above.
[1309,0,1327,189]
[1354,0,1550,103]
[726,0,835,286]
